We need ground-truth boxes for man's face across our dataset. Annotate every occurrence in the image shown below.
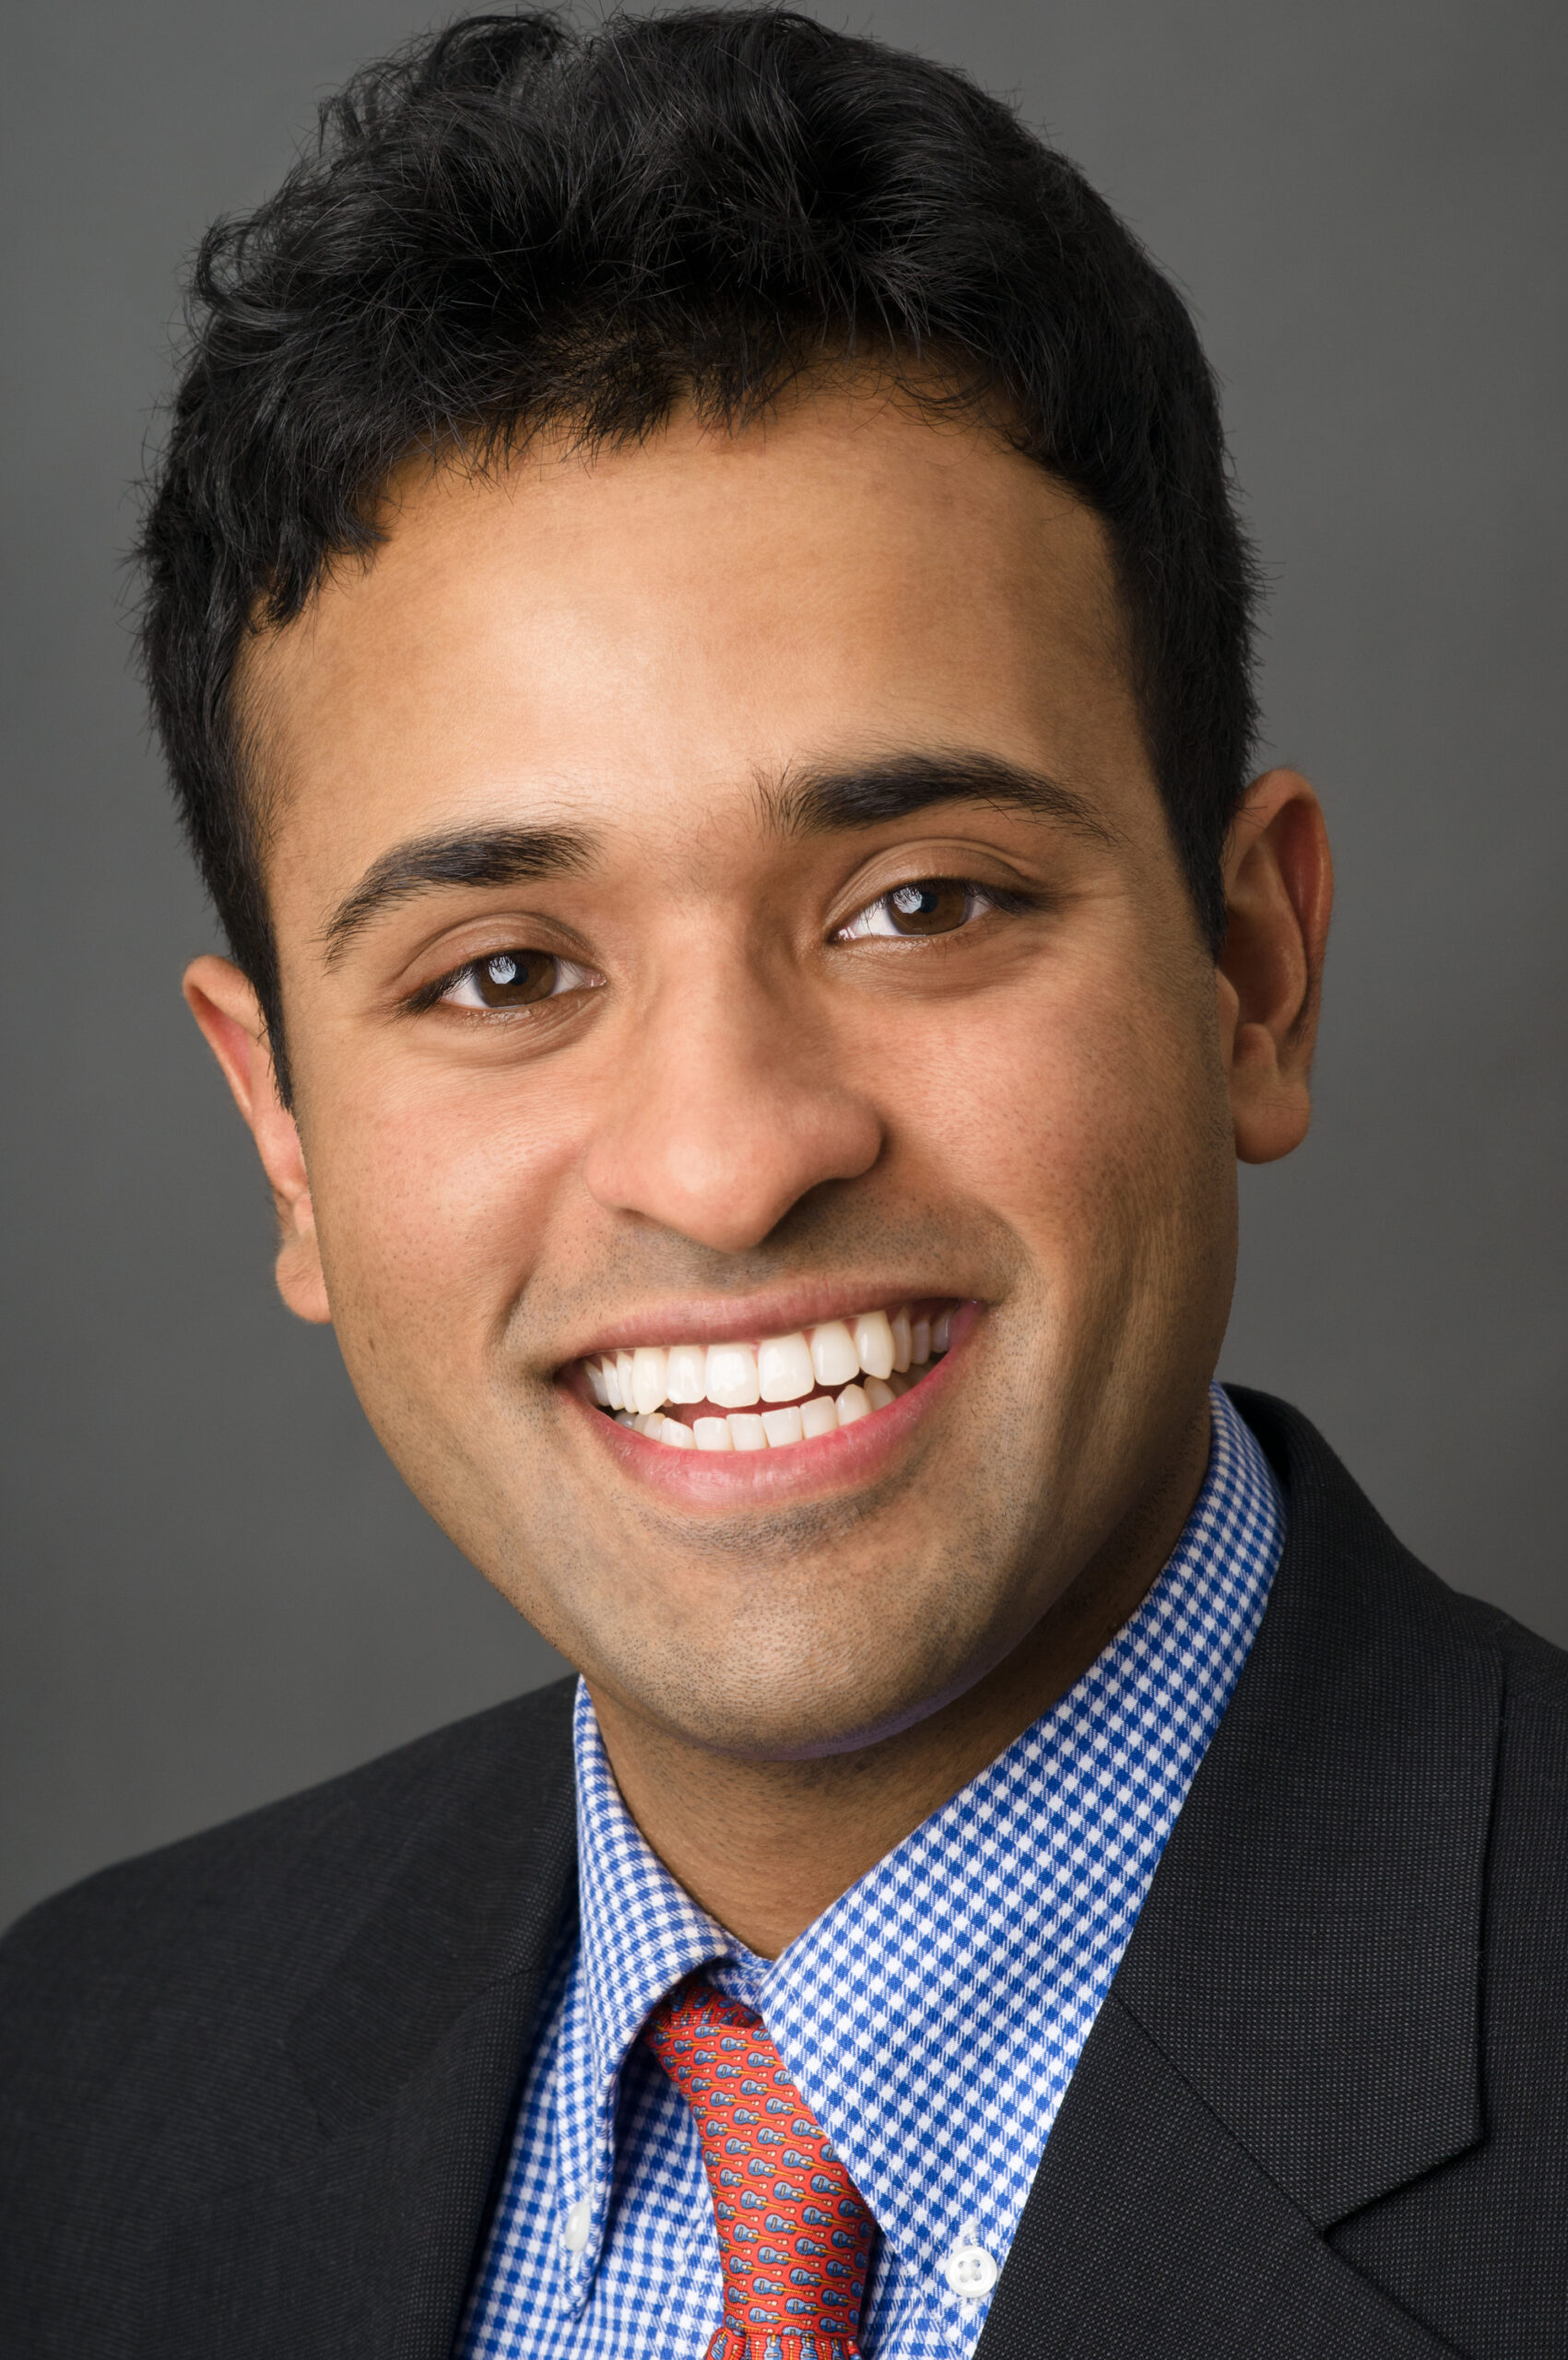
[227,387,1245,1762]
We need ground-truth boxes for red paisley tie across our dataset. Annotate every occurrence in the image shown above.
[643,1976,876,2360]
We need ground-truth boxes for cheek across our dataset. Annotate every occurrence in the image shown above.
[895,952,1223,1298]
[302,1057,584,1386]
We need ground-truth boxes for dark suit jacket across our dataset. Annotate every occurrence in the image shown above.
[3,1391,1565,2356]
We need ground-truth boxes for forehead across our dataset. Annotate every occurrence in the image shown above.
[246,385,1147,899]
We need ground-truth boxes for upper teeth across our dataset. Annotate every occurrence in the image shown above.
[583,1304,951,1432]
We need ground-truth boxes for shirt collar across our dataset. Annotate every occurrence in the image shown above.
[550,1702,729,2291]
[559,1382,1282,2306]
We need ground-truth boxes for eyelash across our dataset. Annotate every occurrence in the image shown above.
[831,878,1031,941]
[413,876,1032,1015]
[405,953,600,1016]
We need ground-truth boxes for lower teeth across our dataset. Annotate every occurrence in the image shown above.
[615,1363,928,1449]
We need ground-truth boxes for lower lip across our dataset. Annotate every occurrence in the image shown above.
[567,1304,981,1507]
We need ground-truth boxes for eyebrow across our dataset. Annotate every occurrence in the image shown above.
[321,823,597,962]
[320,750,1112,962]
[761,750,1119,844]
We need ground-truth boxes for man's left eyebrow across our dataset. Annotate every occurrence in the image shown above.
[321,822,598,962]
[762,751,1120,844]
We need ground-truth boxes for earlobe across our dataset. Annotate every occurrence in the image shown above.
[182,956,333,1325]
[1217,770,1333,1166]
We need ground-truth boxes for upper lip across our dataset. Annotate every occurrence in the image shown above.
[557,1281,965,1368]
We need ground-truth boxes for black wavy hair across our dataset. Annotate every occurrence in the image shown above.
[138,6,1258,1088]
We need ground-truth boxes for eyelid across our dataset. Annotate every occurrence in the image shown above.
[389,903,600,998]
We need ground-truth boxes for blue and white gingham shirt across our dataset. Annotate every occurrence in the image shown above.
[458,1383,1283,2358]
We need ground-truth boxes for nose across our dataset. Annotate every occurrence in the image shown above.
[582,964,884,1255]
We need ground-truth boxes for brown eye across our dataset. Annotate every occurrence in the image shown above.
[883,880,972,935]
[471,951,559,1005]
[836,878,991,942]
[439,949,602,1010]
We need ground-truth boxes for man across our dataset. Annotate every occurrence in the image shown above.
[1,9,1562,2355]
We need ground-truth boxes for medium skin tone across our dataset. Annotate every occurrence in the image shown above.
[187,384,1330,1956]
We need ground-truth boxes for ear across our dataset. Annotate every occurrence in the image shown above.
[1216,769,1334,1165]
[183,955,332,1324]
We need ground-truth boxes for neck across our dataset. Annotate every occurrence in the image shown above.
[589,1401,1210,1956]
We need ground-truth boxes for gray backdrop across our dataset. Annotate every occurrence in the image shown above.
[3,0,1563,1934]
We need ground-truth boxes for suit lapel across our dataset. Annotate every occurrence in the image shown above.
[976,1390,1499,2359]
[156,1682,579,2360]
[976,1997,1466,2358]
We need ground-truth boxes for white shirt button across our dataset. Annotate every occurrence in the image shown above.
[561,2196,593,2253]
[943,2241,999,2297]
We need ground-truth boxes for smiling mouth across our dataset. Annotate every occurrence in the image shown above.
[577,1302,953,1451]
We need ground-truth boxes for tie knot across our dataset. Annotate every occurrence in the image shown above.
[644,1976,875,2360]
